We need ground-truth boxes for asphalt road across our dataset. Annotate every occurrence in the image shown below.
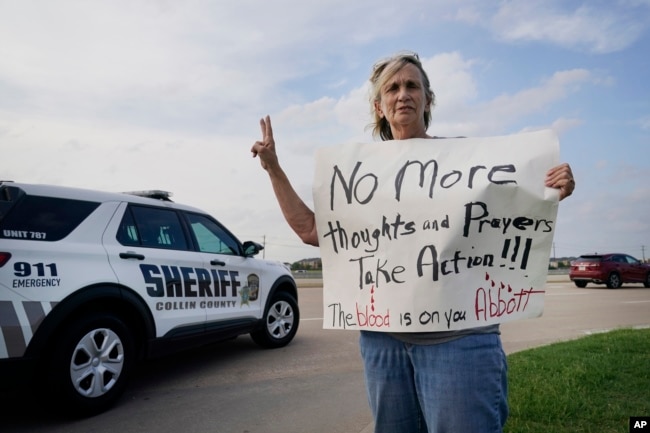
[2,276,649,433]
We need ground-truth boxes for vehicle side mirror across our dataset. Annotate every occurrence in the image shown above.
[242,241,264,257]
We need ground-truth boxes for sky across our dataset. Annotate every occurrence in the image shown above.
[1,0,649,264]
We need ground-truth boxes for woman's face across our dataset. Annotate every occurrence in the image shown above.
[374,63,431,135]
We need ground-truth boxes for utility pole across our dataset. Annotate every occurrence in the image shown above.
[642,245,646,262]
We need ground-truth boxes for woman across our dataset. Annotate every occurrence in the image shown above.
[251,52,575,433]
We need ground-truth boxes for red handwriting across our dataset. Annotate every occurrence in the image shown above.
[474,272,545,321]
[356,302,390,328]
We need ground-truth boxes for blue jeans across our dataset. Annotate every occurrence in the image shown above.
[359,331,508,433]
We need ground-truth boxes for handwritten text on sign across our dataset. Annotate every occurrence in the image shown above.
[313,130,560,332]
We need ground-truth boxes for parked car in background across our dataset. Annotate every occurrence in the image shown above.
[569,253,650,289]
[0,181,299,416]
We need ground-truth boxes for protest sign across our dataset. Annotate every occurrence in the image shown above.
[313,130,560,332]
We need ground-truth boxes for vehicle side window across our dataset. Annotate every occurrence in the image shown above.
[117,205,188,250]
[116,208,141,246]
[624,255,638,265]
[0,193,99,242]
[186,213,240,255]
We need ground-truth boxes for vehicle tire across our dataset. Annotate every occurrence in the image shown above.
[251,291,299,349]
[644,273,650,288]
[47,313,135,417]
[574,281,588,288]
[606,273,622,289]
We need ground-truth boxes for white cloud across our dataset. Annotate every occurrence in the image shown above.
[448,0,650,53]
[549,118,584,135]
[518,118,584,137]
[493,1,649,53]
[429,67,594,136]
[423,52,478,108]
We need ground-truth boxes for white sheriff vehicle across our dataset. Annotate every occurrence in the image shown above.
[0,181,299,415]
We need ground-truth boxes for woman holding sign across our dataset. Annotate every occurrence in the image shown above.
[251,51,575,433]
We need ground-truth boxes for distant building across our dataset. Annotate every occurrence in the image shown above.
[292,257,322,270]
[549,257,575,269]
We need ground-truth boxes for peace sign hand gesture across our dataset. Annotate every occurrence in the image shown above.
[251,115,278,172]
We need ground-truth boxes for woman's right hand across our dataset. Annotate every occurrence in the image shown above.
[249,115,319,246]
[251,115,278,171]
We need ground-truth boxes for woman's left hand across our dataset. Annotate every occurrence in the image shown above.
[546,163,575,201]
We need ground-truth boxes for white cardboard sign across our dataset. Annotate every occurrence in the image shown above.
[313,130,560,332]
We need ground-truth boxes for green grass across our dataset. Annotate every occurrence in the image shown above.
[505,328,650,433]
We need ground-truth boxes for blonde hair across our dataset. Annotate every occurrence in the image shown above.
[369,51,435,140]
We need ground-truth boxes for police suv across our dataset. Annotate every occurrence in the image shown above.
[0,181,299,415]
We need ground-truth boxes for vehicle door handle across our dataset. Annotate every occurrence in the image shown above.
[119,252,145,260]
[210,259,226,266]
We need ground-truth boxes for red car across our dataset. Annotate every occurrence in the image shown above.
[569,253,650,289]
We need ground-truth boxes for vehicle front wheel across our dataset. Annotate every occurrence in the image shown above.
[47,313,135,417]
[606,273,622,289]
[644,273,650,288]
[574,281,588,288]
[251,292,299,349]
